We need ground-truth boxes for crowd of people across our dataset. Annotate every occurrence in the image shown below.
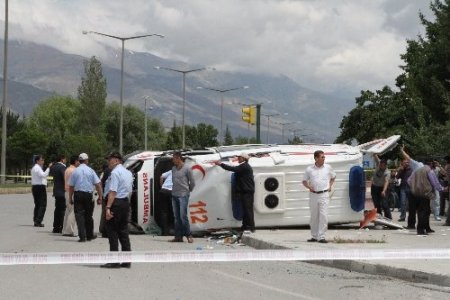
[371,145,450,235]
[30,151,134,269]
[28,143,449,267]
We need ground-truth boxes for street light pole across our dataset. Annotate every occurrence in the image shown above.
[1,0,8,185]
[83,30,164,154]
[143,96,149,151]
[154,66,209,149]
[262,113,280,144]
[143,96,155,151]
[197,85,249,145]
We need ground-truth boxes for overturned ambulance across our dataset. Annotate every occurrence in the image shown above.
[124,135,400,234]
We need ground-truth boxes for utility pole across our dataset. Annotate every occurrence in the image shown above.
[1,0,9,185]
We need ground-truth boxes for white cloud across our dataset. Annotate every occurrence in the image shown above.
[0,0,432,95]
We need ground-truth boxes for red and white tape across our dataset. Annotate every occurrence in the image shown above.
[1,249,450,265]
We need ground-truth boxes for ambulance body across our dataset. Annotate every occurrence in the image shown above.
[125,136,400,233]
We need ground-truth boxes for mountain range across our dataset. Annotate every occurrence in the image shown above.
[0,40,355,143]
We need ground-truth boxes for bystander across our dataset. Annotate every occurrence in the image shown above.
[68,153,103,242]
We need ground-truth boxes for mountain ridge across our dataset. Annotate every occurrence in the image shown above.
[0,39,353,143]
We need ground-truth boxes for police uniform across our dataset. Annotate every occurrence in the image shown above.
[68,153,102,242]
[101,152,133,269]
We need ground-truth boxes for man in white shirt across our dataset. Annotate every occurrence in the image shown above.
[31,155,52,227]
[302,150,336,243]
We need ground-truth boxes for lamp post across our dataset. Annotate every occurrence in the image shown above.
[1,0,8,185]
[262,113,280,144]
[143,96,153,151]
[197,85,249,145]
[83,30,164,154]
[154,66,209,149]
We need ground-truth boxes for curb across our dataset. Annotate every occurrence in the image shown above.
[241,234,450,287]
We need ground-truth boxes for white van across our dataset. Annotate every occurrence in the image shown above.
[124,136,400,234]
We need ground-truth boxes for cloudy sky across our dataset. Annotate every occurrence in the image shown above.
[0,0,434,96]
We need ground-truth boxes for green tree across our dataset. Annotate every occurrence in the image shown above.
[146,117,167,151]
[65,135,105,172]
[29,95,81,158]
[399,0,450,124]
[234,136,258,145]
[7,122,49,171]
[103,102,165,154]
[336,87,425,144]
[185,123,219,148]
[78,56,107,138]
[224,125,233,145]
[0,108,25,138]
[165,121,182,150]
[288,135,303,145]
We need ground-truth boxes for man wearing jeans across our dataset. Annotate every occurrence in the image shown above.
[168,152,195,243]
[396,158,412,222]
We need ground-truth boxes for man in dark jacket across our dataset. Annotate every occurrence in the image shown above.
[50,155,67,233]
[214,152,255,232]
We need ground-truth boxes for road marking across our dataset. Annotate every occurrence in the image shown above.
[212,269,317,300]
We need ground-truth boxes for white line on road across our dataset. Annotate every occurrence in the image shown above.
[212,269,318,300]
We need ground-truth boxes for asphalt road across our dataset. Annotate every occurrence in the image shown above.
[0,193,449,300]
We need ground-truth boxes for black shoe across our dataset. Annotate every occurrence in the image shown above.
[120,263,131,268]
[307,238,317,242]
[168,237,183,242]
[318,239,328,244]
[87,235,97,241]
[426,229,435,233]
[100,263,121,269]
[78,239,86,242]
[398,218,405,222]
[52,228,62,233]
[34,223,44,227]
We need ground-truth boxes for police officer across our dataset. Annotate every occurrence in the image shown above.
[101,152,133,269]
[68,153,103,242]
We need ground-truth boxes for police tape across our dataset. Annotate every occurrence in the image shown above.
[1,248,450,265]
